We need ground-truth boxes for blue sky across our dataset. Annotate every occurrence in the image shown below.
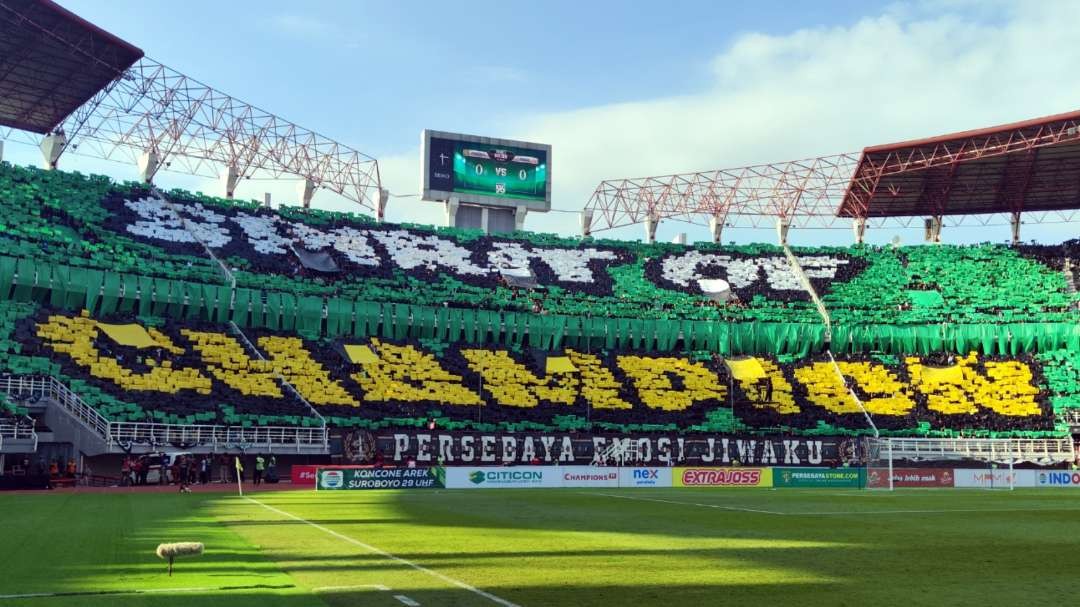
[7,0,1080,245]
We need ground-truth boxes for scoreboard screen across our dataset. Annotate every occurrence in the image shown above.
[422,130,551,211]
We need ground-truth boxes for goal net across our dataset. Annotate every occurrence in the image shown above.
[863,437,1030,491]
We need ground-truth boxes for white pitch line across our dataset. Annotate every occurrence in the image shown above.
[313,584,391,592]
[0,587,219,599]
[792,507,1080,516]
[580,492,1080,517]
[394,595,422,606]
[141,586,219,594]
[243,497,520,607]
[581,492,785,515]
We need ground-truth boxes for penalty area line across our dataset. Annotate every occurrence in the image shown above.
[243,497,520,607]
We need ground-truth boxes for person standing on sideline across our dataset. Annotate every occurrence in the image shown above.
[254,454,265,486]
[266,455,277,483]
[218,453,229,483]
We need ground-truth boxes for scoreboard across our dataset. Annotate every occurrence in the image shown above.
[421,130,551,211]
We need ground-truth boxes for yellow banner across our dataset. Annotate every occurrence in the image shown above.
[96,322,157,349]
[726,357,766,380]
[344,344,380,365]
[545,356,577,374]
[920,365,963,383]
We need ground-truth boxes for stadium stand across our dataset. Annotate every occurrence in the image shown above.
[1,161,1079,445]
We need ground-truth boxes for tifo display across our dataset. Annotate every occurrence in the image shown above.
[0,162,1077,444]
[9,308,1073,436]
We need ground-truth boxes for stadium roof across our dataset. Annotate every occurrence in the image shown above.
[838,110,1080,218]
[0,0,143,134]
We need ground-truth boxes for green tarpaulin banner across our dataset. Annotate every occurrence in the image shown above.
[0,253,1076,358]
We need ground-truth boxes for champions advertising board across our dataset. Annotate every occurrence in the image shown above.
[316,467,444,491]
[376,431,845,468]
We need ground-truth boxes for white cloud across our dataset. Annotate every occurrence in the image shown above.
[372,0,1080,244]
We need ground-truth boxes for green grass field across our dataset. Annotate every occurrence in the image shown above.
[2,487,1080,606]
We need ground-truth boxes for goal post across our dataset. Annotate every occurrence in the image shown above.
[863,436,894,491]
[862,437,1074,490]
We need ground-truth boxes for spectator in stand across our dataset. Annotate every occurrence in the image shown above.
[254,454,265,486]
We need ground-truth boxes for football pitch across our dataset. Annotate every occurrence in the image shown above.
[2,487,1080,606]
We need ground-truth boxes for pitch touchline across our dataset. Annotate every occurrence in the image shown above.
[0,584,294,600]
[243,497,520,607]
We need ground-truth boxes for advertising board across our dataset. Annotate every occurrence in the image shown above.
[866,468,954,488]
[773,467,864,488]
[559,468,620,488]
[445,466,560,489]
[953,468,1036,488]
[618,467,673,488]
[315,467,444,491]
[1036,470,1080,487]
[290,465,319,486]
[672,467,773,488]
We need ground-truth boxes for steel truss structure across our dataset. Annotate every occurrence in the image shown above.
[585,153,861,231]
[1,58,382,209]
[585,110,1080,233]
[839,109,1080,220]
